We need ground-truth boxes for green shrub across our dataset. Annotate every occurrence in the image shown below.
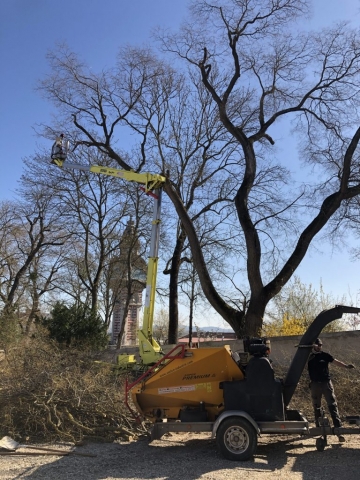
[41,302,109,350]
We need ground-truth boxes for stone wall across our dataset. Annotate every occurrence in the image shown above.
[187,329,360,367]
[114,329,360,368]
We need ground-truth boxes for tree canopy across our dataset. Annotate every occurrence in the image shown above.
[35,0,360,337]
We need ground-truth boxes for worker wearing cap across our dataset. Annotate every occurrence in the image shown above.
[51,134,67,160]
[308,338,355,442]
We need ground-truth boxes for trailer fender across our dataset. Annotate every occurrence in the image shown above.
[211,410,260,439]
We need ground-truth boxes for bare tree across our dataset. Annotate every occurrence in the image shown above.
[22,151,148,326]
[0,190,67,335]
[144,75,240,343]
[264,276,346,334]
[38,1,360,337]
[38,45,240,343]
[157,0,360,335]
[152,308,187,345]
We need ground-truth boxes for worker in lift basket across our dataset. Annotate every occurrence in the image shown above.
[307,338,355,443]
[51,134,66,160]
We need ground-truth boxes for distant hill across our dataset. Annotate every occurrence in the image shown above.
[181,326,234,336]
[186,326,235,333]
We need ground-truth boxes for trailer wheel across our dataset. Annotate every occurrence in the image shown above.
[316,436,326,452]
[216,417,257,461]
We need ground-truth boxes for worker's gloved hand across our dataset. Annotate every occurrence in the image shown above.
[347,364,355,369]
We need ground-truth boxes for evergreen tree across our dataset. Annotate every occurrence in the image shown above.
[42,302,108,350]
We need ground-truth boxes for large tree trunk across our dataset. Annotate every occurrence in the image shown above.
[167,231,186,344]
[243,295,268,338]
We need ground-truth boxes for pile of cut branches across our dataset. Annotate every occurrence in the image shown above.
[0,337,147,444]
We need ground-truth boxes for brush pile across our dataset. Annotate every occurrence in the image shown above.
[0,337,147,444]
[1,336,360,445]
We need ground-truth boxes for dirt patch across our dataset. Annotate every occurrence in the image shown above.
[1,432,360,480]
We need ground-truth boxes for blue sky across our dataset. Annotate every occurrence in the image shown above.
[0,0,189,199]
[1,0,360,324]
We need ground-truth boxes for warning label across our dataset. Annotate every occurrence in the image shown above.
[158,385,196,394]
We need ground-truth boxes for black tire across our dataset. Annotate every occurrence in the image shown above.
[216,417,257,461]
[316,436,326,452]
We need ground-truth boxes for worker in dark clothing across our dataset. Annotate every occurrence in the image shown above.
[51,134,68,161]
[308,338,355,442]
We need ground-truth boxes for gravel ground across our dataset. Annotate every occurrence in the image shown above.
[1,432,360,480]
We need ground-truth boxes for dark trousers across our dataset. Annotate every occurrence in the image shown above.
[310,380,342,427]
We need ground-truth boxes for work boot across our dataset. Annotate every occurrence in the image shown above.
[337,435,345,443]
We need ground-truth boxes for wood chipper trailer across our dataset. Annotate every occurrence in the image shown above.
[125,305,360,460]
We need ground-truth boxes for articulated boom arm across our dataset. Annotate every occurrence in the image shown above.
[138,188,163,365]
[51,158,165,193]
[51,147,166,365]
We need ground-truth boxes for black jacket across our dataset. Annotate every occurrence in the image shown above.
[308,351,334,382]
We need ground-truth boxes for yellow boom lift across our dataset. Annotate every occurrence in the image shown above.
[51,135,166,367]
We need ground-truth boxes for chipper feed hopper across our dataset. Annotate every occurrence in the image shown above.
[126,305,360,461]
